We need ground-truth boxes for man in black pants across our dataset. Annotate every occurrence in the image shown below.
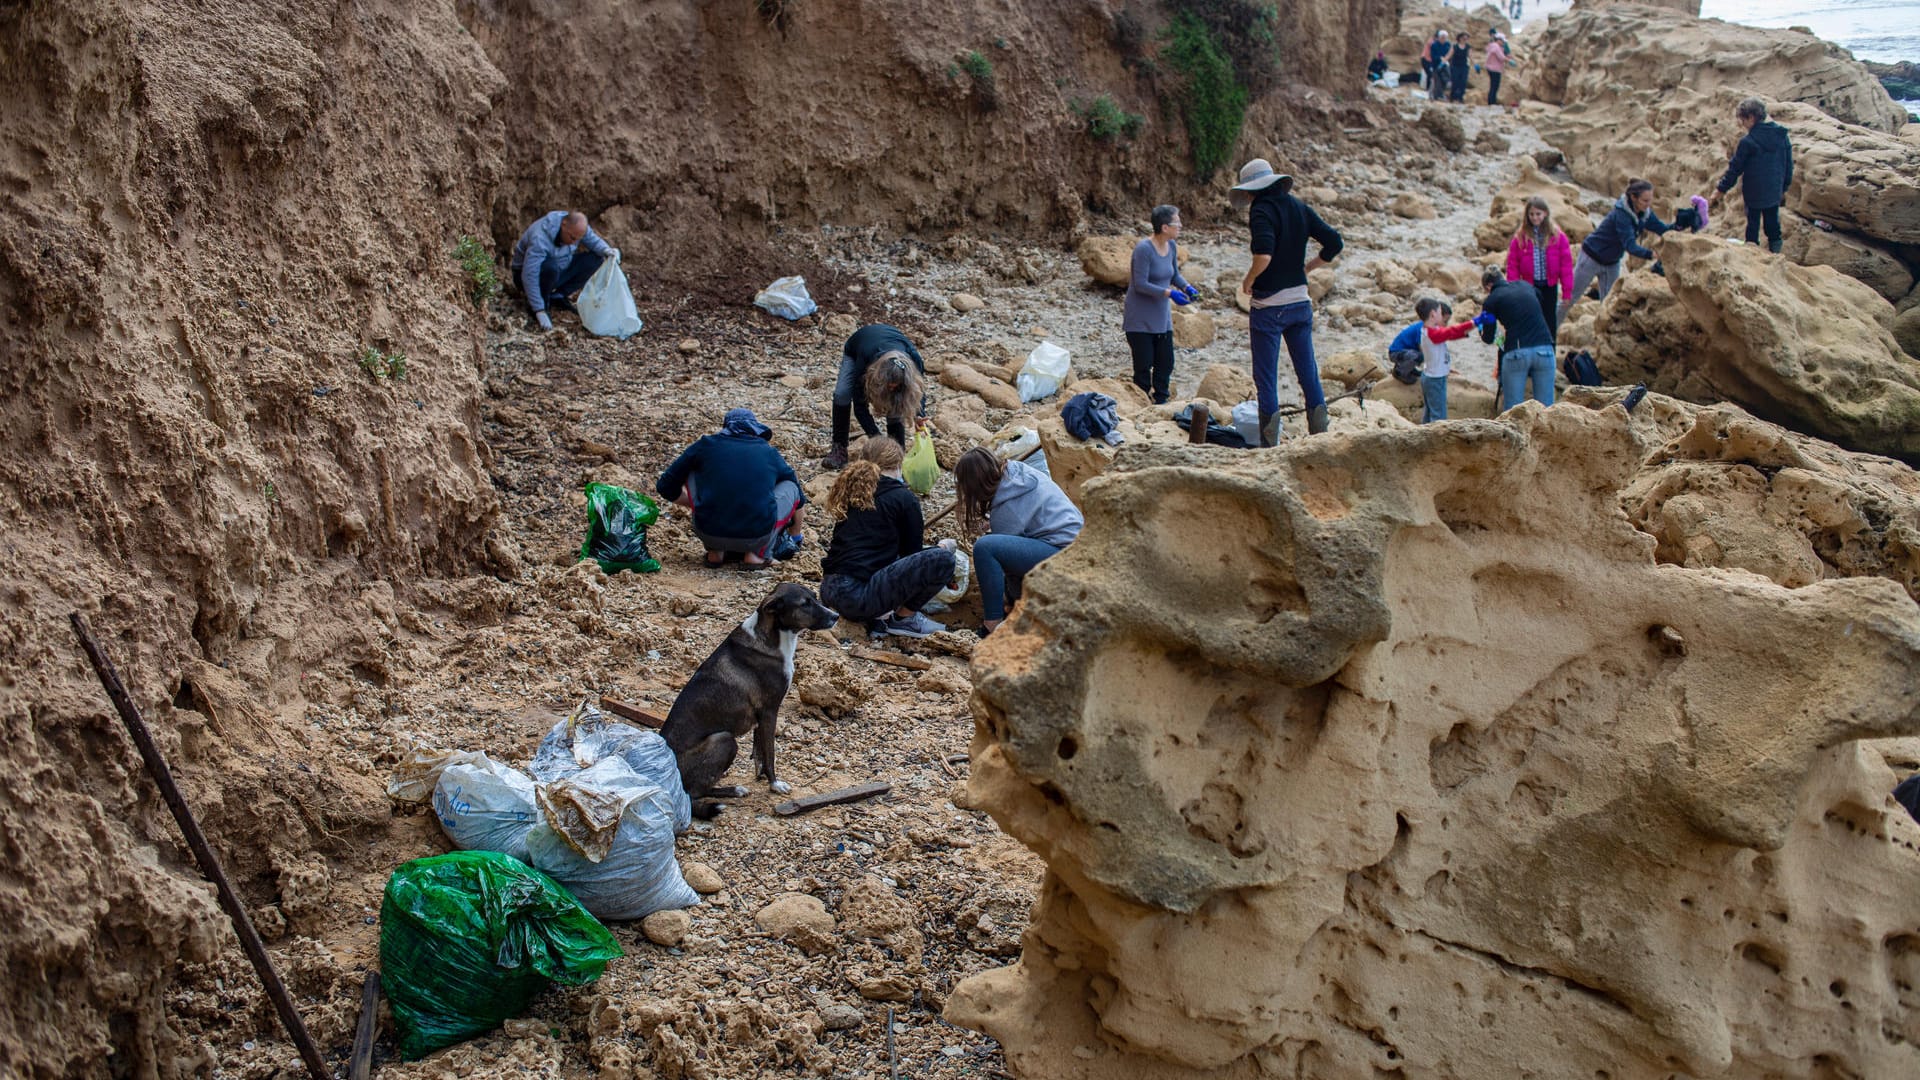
[1710,97,1794,254]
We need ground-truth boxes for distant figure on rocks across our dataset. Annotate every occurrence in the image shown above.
[819,437,956,640]
[1232,158,1343,443]
[1448,33,1472,103]
[1559,179,1672,324]
[1427,30,1452,96]
[1480,268,1558,411]
[823,323,927,470]
[1368,52,1390,82]
[656,408,806,567]
[1710,97,1795,254]
[955,448,1083,637]
[1506,196,1573,340]
[1485,33,1515,106]
[1125,205,1196,406]
[511,210,618,332]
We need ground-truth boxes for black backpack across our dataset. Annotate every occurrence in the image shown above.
[1562,350,1602,387]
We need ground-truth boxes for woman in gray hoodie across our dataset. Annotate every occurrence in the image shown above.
[955,449,1084,634]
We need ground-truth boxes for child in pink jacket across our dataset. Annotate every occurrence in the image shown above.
[1505,195,1573,341]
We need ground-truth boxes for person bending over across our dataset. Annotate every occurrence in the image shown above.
[955,449,1083,636]
[824,323,928,469]
[1560,179,1670,324]
[656,408,805,567]
[510,210,618,332]
[1480,268,1558,411]
[819,438,956,639]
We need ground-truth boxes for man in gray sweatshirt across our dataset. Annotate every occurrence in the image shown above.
[510,210,619,331]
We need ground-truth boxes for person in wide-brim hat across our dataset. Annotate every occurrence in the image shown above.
[1228,158,1293,210]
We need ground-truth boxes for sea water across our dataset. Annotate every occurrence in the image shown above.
[1698,0,1920,112]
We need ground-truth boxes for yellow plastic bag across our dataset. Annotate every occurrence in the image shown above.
[903,429,939,495]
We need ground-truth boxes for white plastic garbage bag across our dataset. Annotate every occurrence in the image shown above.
[432,755,539,864]
[1016,342,1071,402]
[524,756,699,920]
[754,275,818,320]
[994,426,1040,461]
[933,547,972,606]
[530,710,691,833]
[576,257,644,339]
[1231,400,1265,446]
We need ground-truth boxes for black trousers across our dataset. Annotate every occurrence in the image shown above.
[1449,68,1467,101]
[1745,205,1782,252]
[1534,283,1560,343]
[821,547,957,621]
[1127,330,1174,404]
[1488,71,1503,105]
[534,250,603,311]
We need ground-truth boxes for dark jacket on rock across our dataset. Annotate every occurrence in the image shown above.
[822,476,924,581]
[1248,189,1343,299]
[1581,196,1671,264]
[656,427,801,541]
[1716,120,1794,210]
[1479,280,1555,351]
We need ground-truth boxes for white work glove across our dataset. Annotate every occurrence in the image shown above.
[608,247,621,264]
[535,310,553,331]
[938,538,957,552]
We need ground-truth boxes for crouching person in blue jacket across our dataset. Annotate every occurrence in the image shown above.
[1558,179,1671,325]
[656,409,806,567]
[954,449,1084,636]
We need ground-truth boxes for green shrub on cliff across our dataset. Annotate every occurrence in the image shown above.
[1075,95,1145,141]
[1163,11,1247,178]
[453,235,499,309]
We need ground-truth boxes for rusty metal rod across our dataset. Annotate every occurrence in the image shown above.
[70,613,330,1080]
[1187,402,1211,444]
[350,971,381,1080]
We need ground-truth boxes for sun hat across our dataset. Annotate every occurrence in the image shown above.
[1229,159,1293,207]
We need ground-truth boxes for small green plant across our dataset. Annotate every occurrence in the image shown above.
[358,347,409,382]
[959,50,998,110]
[1163,10,1248,178]
[1074,95,1145,141]
[453,235,500,308]
[263,480,278,505]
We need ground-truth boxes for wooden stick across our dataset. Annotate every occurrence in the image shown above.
[887,1006,899,1080]
[849,646,933,672]
[774,781,892,816]
[70,613,330,1080]
[350,971,381,1080]
[598,696,667,728]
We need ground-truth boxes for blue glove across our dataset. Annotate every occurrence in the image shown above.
[1183,285,1199,301]
[1170,291,1191,306]
[1473,311,1496,330]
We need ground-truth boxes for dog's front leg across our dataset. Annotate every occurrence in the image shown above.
[755,710,790,795]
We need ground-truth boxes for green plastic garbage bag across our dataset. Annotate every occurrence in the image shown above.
[380,851,624,1059]
[580,482,661,573]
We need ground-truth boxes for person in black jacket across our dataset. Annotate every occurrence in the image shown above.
[1232,158,1344,443]
[1479,268,1559,411]
[656,408,806,567]
[824,323,928,469]
[1447,33,1472,103]
[1710,98,1794,254]
[819,437,957,639]
[1558,179,1671,324]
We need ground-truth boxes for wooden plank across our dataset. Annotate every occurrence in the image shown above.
[349,971,381,1080]
[849,646,933,672]
[599,696,667,728]
[774,781,893,816]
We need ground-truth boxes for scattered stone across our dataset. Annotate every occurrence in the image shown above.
[1076,236,1133,286]
[682,862,726,894]
[1195,364,1254,406]
[641,909,691,947]
[950,292,984,313]
[755,893,836,955]
[1390,193,1437,220]
[819,1005,864,1032]
[778,374,809,389]
[1423,107,1466,152]
[1473,128,1510,154]
[1532,148,1565,170]
[937,362,1023,411]
[1307,267,1337,303]
[1170,307,1215,348]
[677,338,700,354]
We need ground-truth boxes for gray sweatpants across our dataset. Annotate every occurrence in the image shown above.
[1559,250,1622,325]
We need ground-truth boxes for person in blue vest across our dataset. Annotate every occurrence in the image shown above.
[656,409,806,567]
[1709,98,1795,254]
[1558,180,1672,324]
[510,210,619,332]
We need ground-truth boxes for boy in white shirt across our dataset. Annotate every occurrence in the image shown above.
[1413,298,1481,423]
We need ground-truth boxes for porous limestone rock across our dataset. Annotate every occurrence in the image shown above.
[947,399,1920,1079]
[1594,235,1920,463]
[1390,193,1436,220]
[1527,3,1908,133]
[1778,214,1915,302]
[1078,235,1188,287]
[755,894,836,956]
[938,362,1023,411]
[1171,307,1215,349]
[1195,364,1254,407]
[1473,160,1594,252]
[1897,307,1920,360]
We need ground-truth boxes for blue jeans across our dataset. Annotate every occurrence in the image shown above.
[1499,345,1557,411]
[1249,301,1324,415]
[1420,374,1447,423]
[974,534,1065,621]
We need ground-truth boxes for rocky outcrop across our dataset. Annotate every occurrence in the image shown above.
[1527,3,1908,133]
[1472,160,1595,253]
[948,398,1920,1078]
[1589,236,1920,462]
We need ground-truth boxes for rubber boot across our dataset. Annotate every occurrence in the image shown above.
[824,403,853,469]
[1768,238,1783,254]
[822,442,849,470]
[1258,411,1281,448]
[1307,405,1330,435]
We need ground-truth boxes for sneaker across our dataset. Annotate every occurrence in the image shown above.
[877,611,946,639]
[770,532,803,561]
[821,443,849,470]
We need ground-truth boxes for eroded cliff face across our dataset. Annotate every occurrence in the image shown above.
[948,399,1920,1078]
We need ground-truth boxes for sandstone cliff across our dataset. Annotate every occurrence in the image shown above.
[949,398,1920,1078]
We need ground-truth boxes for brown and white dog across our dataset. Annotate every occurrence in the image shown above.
[661,582,839,817]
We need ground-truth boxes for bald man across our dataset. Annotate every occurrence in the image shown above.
[510,210,619,331]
